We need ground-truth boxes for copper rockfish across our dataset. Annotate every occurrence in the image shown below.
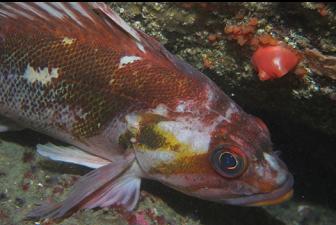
[0,2,293,219]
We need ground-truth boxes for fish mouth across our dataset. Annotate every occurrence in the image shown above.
[221,173,294,206]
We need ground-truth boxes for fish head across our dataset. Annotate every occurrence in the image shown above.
[201,112,294,206]
[129,106,293,206]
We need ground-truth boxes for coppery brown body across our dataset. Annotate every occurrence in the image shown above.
[0,33,204,135]
[0,3,293,220]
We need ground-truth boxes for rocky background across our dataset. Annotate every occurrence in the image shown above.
[0,2,335,225]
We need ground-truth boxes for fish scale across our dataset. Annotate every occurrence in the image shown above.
[0,34,127,137]
[0,31,206,140]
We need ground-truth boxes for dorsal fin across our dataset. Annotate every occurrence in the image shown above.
[90,2,142,43]
[0,2,202,75]
[0,3,147,55]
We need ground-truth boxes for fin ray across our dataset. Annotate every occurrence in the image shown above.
[0,3,145,54]
[82,175,141,211]
[26,154,135,219]
[0,2,184,69]
[37,143,110,169]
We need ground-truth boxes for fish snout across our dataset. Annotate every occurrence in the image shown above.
[218,151,294,206]
[244,152,294,206]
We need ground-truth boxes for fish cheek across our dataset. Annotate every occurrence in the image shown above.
[137,124,167,150]
[148,155,223,193]
[150,153,213,175]
[133,120,217,184]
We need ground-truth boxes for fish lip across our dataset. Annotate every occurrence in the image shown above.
[221,173,294,206]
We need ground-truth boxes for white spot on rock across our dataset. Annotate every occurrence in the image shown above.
[23,64,59,84]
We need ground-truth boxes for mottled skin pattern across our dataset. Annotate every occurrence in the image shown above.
[0,2,293,212]
[0,4,208,158]
[0,34,205,135]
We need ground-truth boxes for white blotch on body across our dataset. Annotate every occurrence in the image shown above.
[125,113,140,130]
[157,118,211,153]
[204,84,238,123]
[136,149,175,172]
[151,104,168,116]
[54,105,88,131]
[118,56,142,69]
[175,100,194,113]
[62,37,75,45]
[175,102,187,112]
[23,64,59,84]
[223,103,238,121]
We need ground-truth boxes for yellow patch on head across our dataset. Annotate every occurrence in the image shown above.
[137,120,211,175]
[138,122,189,153]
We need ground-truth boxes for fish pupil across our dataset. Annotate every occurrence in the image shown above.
[220,152,237,170]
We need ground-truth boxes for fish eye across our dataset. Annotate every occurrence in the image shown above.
[210,146,247,178]
[220,152,238,169]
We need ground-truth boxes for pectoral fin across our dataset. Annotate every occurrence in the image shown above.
[37,143,110,169]
[81,174,141,211]
[26,154,140,220]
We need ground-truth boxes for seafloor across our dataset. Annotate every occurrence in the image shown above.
[1,2,336,225]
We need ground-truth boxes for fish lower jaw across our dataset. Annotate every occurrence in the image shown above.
[220,173,294,206]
